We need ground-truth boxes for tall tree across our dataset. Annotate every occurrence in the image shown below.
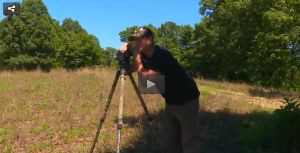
[0,0,60,70]
[197,0,300,90]
[0,0,107,70]
[56,18,103,69]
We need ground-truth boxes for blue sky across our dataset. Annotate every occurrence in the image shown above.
[1,0,203,48]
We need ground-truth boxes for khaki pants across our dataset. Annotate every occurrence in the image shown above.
[162,99,200,153]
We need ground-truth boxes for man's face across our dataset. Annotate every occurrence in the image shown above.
[135,36,153,53]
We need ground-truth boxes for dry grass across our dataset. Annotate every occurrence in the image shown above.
[0,68,292,153]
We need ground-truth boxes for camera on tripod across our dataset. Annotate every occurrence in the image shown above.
[115,42,135,69]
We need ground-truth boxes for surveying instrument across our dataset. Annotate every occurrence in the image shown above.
[89,45,159,153]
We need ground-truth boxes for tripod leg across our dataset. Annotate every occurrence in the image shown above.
[128,73,153,121]
[128,74,163,150]
[117,69,126,153]
[89,70,120,153]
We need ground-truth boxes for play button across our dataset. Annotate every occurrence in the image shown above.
[147,80,156,88]
[138,74,165,94]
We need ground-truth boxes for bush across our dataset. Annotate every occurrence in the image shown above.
[272,98,300,153]
[240,97,300,153]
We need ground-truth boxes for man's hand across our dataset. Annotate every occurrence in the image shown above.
[119,43,129,53]
[119,42,139,73]
[119,42,142,55]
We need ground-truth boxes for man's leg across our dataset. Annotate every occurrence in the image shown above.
[174,99,201,153]
[162,106,184,153]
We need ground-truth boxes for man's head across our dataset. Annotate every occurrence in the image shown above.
[128,27,155,52]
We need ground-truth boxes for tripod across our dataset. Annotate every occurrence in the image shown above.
[89,68,158,153]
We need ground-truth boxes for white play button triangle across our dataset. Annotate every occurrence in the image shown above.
[138,74,165,94]
[146,80,156,88]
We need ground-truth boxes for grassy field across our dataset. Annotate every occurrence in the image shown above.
[0,68,292,153]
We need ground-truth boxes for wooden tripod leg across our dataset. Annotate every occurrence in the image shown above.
[128,73,153,121]
[117,69,126,153]
[89,70,120,153]
[128,73,163,151]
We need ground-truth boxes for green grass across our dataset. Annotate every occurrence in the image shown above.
[29,140,51,152]
[0,68,294,153]
[64,127,86,142]
[0,126,12,143]
[0,81,9,92]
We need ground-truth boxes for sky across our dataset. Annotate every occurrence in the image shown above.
[0,0,203,48]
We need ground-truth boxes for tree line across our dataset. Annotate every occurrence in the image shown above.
[120,0,300,91]
[0,0,115,71]
[197,0,300,91]
[0,0,299,91]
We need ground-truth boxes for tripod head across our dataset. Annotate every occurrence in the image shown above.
[116,41,136,71]
[115,50,132,69]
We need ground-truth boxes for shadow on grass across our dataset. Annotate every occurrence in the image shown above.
[120,108,272,153]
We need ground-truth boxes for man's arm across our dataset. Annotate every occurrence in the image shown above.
[133,51,160,75]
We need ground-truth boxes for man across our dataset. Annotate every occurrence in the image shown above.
[120,27,200,153]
